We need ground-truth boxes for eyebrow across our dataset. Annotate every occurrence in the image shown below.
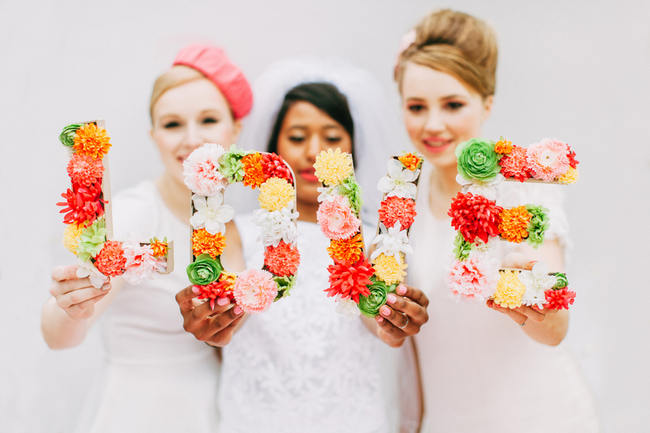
[287,124,342,131]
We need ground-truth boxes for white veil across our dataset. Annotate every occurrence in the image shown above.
[238,57,404,224]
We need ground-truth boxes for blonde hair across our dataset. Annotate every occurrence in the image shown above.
[149,65,206,121]
[395,9,498,98]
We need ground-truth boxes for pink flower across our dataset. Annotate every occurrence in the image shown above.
[526,139,571,182]
[317,196,361,240]
[121,243,159,284]
[182,143,227,196]
[233,269,278,313]
[447,253,499,301]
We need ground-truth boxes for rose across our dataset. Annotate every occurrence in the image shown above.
[187,254,223,285]
[358,279,395,318]
[455,138,501,183]
[553,273,568,289]
[525,205,549,248]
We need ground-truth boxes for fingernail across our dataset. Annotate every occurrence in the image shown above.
[233,306,243,315]
[217,297,229,306]
[380,305,391,317]
[387,294,397,304]
[376,316,384,323]
[396,285,406,295]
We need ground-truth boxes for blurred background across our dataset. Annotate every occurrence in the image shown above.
[1,0,648,431]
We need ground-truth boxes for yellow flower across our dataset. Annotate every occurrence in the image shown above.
[558,167,579,184]
[219,271,237,293]
[314,148,353,186]
[258,178,295,211]
[63,223,85,254]
[494,137,513,154]
[492,270,525,308]
[372,253,407,285]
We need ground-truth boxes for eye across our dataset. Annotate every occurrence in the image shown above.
[288,135,305,143]
[163,121,181,129]
[325,136,342,144]
[407,103,426,113]
[202,117,218,124]
[446,101,464,110]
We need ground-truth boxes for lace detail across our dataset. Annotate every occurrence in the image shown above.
[218,214,398,433]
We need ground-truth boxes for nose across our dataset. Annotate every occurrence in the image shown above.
[305,134,321,162]
[182,122,204,149]
[423,109,445,134]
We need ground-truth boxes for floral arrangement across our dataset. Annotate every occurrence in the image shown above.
[448,136,579,310]
[185,143,300,313]
[315,149,423,317]
[57,122,171,287]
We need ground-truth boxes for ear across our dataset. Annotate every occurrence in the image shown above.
[482,95,494,122]
[231,119,243,142]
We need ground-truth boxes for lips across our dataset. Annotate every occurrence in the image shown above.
[299,168,319,183]
[422,137,453,154]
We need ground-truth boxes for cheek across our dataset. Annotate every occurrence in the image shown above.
[206,122,236,146]
[152,130,180,157]
[403,112,424,141]
[446,109,483,142]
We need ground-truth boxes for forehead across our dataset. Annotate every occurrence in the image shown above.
[282,101,342,129]
[401,62,475,100]
[153,78,230,117]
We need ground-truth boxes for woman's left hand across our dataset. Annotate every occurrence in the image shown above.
[485,299,547,327]
[374,284,429,348]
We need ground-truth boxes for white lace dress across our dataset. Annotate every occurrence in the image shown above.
[75,180,221,433]
[217,214,400,433]
[408,164,599,433]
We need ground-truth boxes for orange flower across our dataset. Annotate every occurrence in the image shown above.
[149,238,168,257]
[398,152,422,171]
[192,228,226,258]
[73,123,111,160]
[241,153,267,188]
[327,233,364,265]
[499,206,531,243]
[218,271,237,293]
[494,138,513,155]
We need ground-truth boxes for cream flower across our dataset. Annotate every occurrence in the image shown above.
[190,193,234,235]
[370,223,413,262]
[377,159,420,199]
[253,207,299,247]
[521,262,556,308]
[76,259,109,289]
[335,295,361,317]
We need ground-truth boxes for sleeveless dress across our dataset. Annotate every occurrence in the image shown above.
[76,180,220,433]
[408,163,599,433]
[217,214,401,433]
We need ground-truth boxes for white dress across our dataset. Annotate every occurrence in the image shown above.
[408,164,599,433]
[217,214,400,433]
[76,180,220,433]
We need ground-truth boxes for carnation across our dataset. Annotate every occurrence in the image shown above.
[67,153,104,188]
[526,138,571,182]
[447,252,498,300]
[183,143,227,196]
[122,243,158,284]
[378,196,416,230]
[253,207,299,247]
[499,145,531,182]
[94,240,127,277]
[233,269,278,313]
[317,195,361,240]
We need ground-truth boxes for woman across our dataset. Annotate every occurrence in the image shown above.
[175,59,428,433]
[41,44,250,433]
[394,9,598,432]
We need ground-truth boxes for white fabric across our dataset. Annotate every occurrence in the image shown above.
[407,163,598,433]
[217,214,400,433]
[75,180,220,433]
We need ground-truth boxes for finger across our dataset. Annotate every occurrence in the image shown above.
[501,252,530,270]
[175,285,198,312]
[395,284,429,307]
[50,277,95,296]
[207,305,245,337]
[514,306,546,322]
[379,304,411,330]
[56,287,109,309]
[486,299,527,325]
[51,265,79,282]
[385,293,428,326]
[375,316,406,346]
[206,313,246,346]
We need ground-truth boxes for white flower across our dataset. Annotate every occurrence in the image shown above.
[182,143,227,196]
[76,260,109,289]
[521,262,556,308]
[253,207,299,247]
[335,295,360,317]
[377,159,419,199]
[121,243,159,285]
[317,185,338,203]
[190,193,234,235]
[370,222,413,262]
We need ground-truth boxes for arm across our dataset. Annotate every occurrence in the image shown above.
[486,238,568,346]
[41,265,122,350]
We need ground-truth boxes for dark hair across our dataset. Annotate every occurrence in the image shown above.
[267,82,355,159]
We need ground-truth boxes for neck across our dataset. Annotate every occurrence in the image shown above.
[428,163,461,218]
[296,198,319,223]
[156,172,191,224]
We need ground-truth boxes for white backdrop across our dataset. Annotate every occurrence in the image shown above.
[1,0,649,432]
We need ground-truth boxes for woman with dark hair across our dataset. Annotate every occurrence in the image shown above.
[175,59,428,433]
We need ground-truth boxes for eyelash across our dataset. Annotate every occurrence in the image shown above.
[202,117,218,124]
[163,121,180,129]
[289,136,305,143]
[326,137,341,144]
[447,102,464,110]
[408,104,425,113]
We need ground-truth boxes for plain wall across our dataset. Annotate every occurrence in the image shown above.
[1,0,649,431]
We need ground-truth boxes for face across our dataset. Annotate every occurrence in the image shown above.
[276,101,353,206]
[401,62,493,169]
[151,78,241,185]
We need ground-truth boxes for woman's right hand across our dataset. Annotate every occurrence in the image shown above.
[175,285,246,347]
[50,265,111,321]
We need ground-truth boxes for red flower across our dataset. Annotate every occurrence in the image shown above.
[378,196,416,230]
[543,288,576,310]
[264,241,301,276]
[565,144,579,169]
[262,153,293,184]
[448,192,502,244]
[499,145,532,182]
[57,183,105,226]
[192,280,235,310]
[325,255,374,303]
[95,241,127,276]
[67,153,104,188]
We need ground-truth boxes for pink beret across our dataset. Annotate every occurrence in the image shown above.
[173,44,253,119]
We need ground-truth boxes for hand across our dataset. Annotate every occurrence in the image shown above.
[175,285,245,347]
[486,299,548,327]
[50,265,110,320]
[374,284,429,348]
